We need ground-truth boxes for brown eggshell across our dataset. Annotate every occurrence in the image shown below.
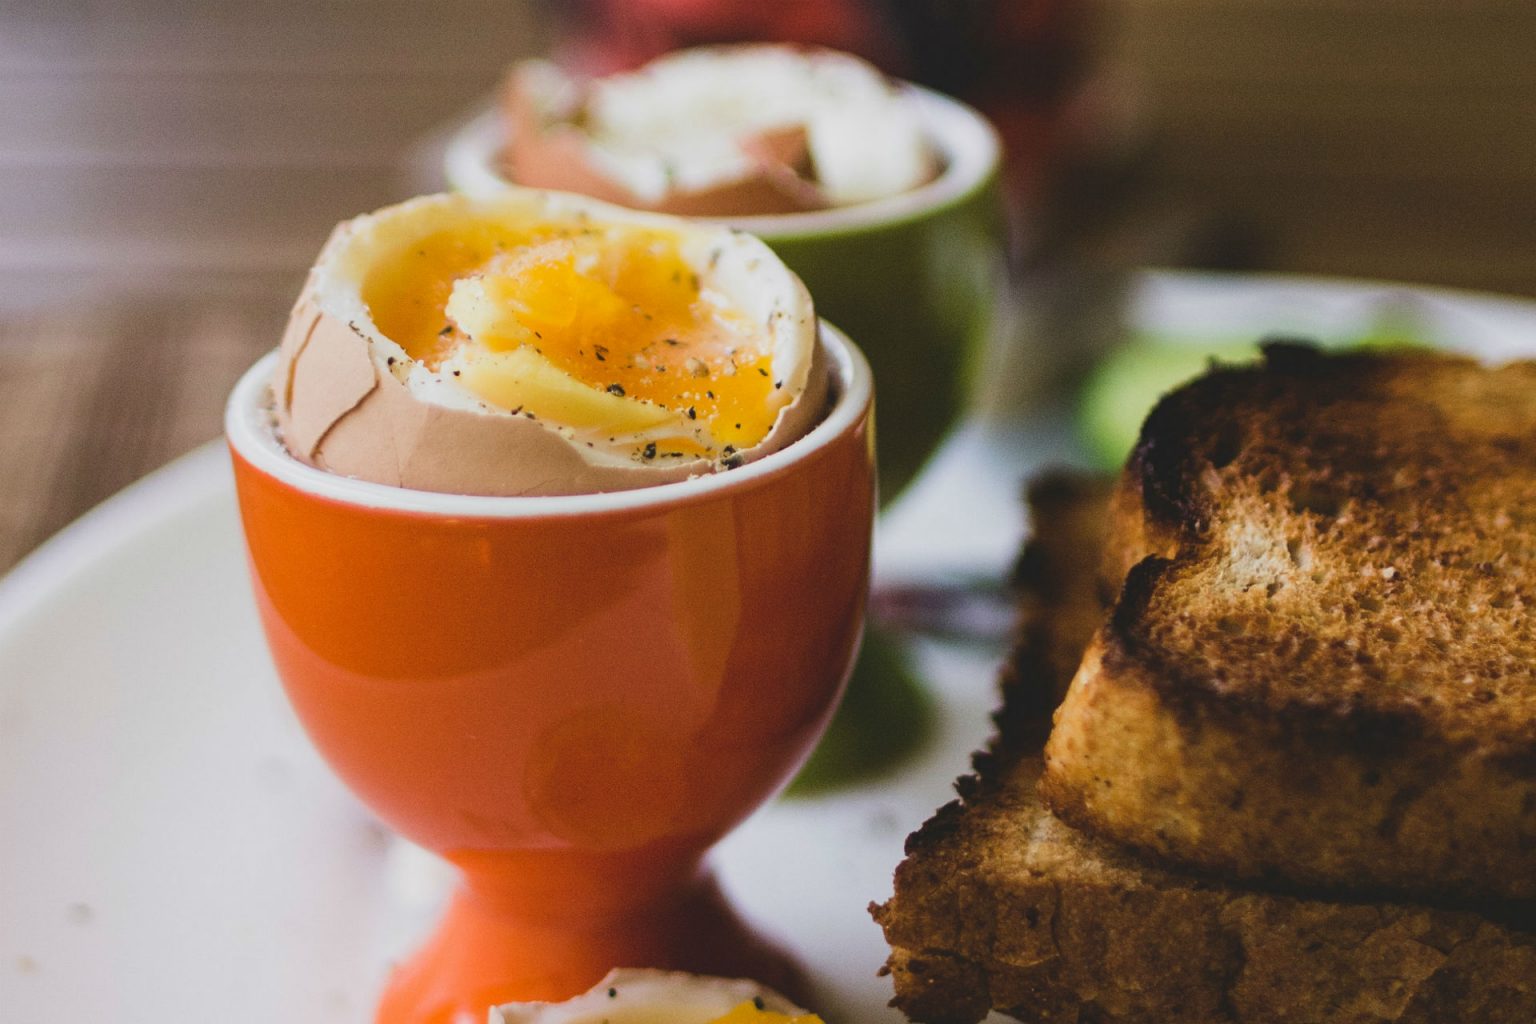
[270,191,825,497]
[500,64,829,217]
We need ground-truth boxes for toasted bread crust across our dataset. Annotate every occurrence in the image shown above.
[1045,345,1536,904]
[878,759,1536,1024]
[1043,632,1536,908]
[996,472,1116,743]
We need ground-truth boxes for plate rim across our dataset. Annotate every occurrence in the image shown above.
[0,442,229,642]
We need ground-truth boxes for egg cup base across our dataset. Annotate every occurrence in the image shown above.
[376,870,809,1022]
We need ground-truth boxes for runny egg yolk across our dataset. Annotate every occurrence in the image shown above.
[707,1001,823,1024]
[361,223,782,457]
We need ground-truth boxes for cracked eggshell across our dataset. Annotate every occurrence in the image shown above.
[487,968,808,1024]
[271,190,825,497]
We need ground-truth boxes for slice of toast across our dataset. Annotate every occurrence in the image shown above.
[994,471,1118,746]
[873,469,1536,1024]
[876,757,1536,1024]
[1043,344,1536,905]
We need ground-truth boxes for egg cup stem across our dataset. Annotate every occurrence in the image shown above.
[376,870,807,1023]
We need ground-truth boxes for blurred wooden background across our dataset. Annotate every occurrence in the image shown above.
[1099,0,1536,296]
[2,0,1535,572]
[2,0,547,308]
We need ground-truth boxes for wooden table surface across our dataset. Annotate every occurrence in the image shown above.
[0,295,290,575]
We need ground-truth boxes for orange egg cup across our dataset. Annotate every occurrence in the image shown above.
[226,326,874,1023]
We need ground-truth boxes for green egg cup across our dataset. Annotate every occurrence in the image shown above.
[756,180,1006,497]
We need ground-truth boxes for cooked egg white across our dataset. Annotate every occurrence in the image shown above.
[488,969,821,1024]
[509,46,937,211]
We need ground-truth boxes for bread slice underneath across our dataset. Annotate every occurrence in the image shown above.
[875,756,1536,1024]
[873,467,1536,1024]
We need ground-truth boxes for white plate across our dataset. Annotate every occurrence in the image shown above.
[5,271,1536,1024]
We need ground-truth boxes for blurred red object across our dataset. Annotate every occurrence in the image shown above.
[552,0,897,73]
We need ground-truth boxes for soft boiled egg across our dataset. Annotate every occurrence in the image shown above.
[503,46,938,216]
[488,969,822,1024]
[272,189,825,495]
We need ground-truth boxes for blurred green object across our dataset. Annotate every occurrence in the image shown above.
[1079,336,1261,470]
[1350,302,1436,354]
[787,627,935,797]
[765,178,1005,496]
[1080,301,1436,471]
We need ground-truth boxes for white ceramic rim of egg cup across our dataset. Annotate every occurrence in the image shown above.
[225,320,872,518]
[442,84,1003,240]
